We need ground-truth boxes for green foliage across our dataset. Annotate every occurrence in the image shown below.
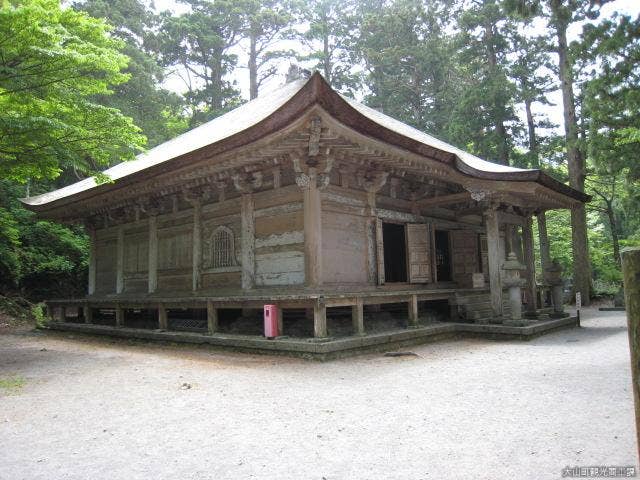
[31,302,47,328]
[73,0,189,147]
[0,181,88,299]
[297,0,362,94]
[357,0,457,135]
[0,0,146,181]
[157,0,246,126]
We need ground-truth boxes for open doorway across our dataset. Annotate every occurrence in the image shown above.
[383,222,407,282]
[435,230,452,281]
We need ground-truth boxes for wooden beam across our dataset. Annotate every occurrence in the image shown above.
[418,192,470,208]
[207,300,218,334]
[408,294,419,327]
[313,300,327,338]
[522,216,538,313]
[484,208,503,317]
[352,298,364,335]
[148,215,158,293]
[304,168,322,287]
[158,304,168,330]
[88,228,96,296]
[240,193,255,290]
[116,226,124,294]
[192,201,202,291]
[497,211,526,226]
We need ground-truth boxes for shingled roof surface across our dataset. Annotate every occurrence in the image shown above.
[22,72,589,210]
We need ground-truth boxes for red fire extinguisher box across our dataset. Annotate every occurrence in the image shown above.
[263,304,279,339]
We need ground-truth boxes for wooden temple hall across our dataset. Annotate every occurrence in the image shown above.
[23,72,586,355]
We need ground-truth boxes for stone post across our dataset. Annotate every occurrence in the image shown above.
[502,252,527,325]
[621,247,640,462]
[545,259,566,318]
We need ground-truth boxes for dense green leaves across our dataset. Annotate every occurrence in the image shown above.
[0,0,146,181]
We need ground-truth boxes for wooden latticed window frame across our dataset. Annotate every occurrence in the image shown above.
[210,226,235,268]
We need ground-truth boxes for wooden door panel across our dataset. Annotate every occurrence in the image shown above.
[407,223,432,283]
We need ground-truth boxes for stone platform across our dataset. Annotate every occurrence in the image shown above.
[47,315,579,360]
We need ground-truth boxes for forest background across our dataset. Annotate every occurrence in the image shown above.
[1,0,639,306]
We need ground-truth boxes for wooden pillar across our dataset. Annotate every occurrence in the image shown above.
[83,305,92,324]
[88,228,96,295]
[116,226,124,294]
[621,247,640,461]
[192,201,202,292]
[241,193,255,290]
[522,216,538,314]
[352,298,364,335]
[59,306,66,323]
[313,299,327,338]
[115,305,124,327]
[148,215,158,293]
[408,294,419,327]
[207,300,218,334]
[484,208,503,317]
[158,304,168,330]
[304,168,322,287]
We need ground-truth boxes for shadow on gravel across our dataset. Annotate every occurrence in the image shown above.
[529,324,627,346]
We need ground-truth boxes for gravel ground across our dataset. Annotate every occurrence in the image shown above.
[0,307,636,480]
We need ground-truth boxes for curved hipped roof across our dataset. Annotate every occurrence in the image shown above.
[22,71,590,215]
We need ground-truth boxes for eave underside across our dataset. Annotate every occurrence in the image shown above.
[29,105,579,223]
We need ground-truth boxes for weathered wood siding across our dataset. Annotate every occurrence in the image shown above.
[254,187,305,286]
[200,199,242,290]
[95,231,116,294]
[123,225,148,293]
[157,215,193,292]
[321,210,368,284]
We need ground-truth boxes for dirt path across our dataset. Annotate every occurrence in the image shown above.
[0,308,636,480]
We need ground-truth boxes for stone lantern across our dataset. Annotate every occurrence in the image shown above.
[544,259,566,318]
[502,252,527,325]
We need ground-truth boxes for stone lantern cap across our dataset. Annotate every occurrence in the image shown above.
[502,252,526,287]
[544,259,564,286]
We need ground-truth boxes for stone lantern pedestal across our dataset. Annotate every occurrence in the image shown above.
[502,252,528,326]
[544,259,567,318]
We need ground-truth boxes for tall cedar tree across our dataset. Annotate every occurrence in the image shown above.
[244,0,296,99]
[453,0,518,165]
[357,0,458,137]
[73,0,188,147]
[158,0,245,126]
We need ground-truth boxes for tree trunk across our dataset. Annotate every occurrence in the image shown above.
[249,26,258,100]
[484,19,509,165]
[552,0,592,304]
[523,94,551,274]
[525,97,536,154]
[606,201,621,267]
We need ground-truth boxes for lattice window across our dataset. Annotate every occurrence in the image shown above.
[210,226,235,268]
